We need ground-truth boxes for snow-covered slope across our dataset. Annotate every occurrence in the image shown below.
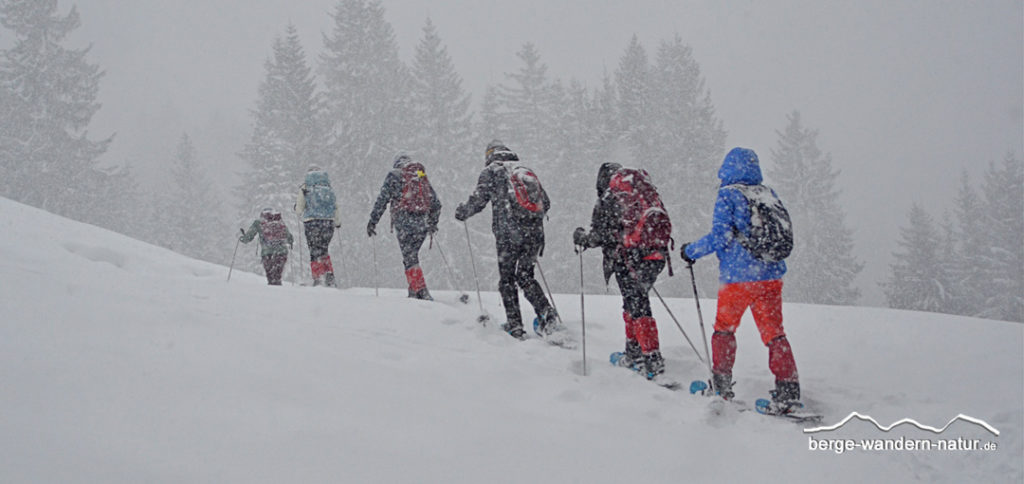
[1,197,1021,483]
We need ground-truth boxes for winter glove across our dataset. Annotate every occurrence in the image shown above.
[573,227,588,247]
[680,243,696,266]
[428,224,438,235]
[367,222,377,237]
[454,202,468,222]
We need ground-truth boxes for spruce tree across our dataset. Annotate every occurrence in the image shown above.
[768,111,862,305]
[237,24,327,275]
[882,204,950,313]
[494,43,562,161]
[977,153,1024,321]
[648,35,726,239]
[320,0,412,287]
[950,171,987,317]
[0,0,112,221]
[615,35,654,169]
[163,133,225,263]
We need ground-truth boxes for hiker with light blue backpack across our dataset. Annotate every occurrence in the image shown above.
[295,166,342,287]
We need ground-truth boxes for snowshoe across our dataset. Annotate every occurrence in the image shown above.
[501,322,526,341]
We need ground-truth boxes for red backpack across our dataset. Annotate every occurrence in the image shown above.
[501,162,546,220]
[395,161,434,214]
[259,211,288,250]
[607,168,673,251]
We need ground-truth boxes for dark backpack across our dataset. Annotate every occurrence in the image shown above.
[395,161,434,214]
[727,184,793,262]
[259,211,288,250]
[501,162,546,221]
[607,168,673,250]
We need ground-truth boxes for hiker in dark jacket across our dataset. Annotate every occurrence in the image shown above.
[367,154,442,300]
[454,140,557,339]
[240,208,294,285]
[681,147,799,407]
[574,162,668,378]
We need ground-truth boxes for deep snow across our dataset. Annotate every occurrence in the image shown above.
[1,197,1021,483]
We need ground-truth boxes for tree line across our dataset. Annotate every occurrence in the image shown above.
[2,0,1017,321]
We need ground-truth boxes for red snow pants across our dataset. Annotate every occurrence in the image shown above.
[712,279,798,382]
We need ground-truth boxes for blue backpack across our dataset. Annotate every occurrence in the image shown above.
[303,171,337,220]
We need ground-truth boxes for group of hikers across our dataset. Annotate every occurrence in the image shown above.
[238,141,803,411]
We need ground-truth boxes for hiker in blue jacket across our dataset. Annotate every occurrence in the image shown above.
[680,147,800,409]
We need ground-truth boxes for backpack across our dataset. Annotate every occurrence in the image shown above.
[303,171,337,220]
[727,183,793,262]
[259,211,288,250]
[607,168,673,250]
[394,161,434,214]
[501,162,546,221]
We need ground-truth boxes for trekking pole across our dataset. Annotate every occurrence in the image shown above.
[227,228,243,282]
[687,263,715,383]
[535,259,564,327]
[651,285,704,363]
[434,235,470,304]
[463,221,489,324]
[577,246,587,376]
[371,233,379,297]
[296,216,307,284]
[335,226,346,289]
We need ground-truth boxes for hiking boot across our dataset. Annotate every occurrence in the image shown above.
[624,339,642,365]
[712,373,735,400]
[501,322,526,341]
[533,307,559,336]
[771,380,801,406]
[324,273,336,288]
[612,339,642,370]
[415,288,433,301]
[643,350,665,379]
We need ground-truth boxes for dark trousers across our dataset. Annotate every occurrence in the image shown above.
[262,254,287,285]
[396,228,428,270]
[497,239,551,327]
[614,254,665,319]
[303,219,334,261]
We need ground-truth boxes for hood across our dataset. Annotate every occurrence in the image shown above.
[260,210,282,222]
[485,150,518,166]
[596,162,622,196]
[393,154,412,169]
[717,147,763,186]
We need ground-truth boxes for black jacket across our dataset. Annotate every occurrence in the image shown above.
[368,162,442,233]
[579,162,625,284]
[457,159,550,247]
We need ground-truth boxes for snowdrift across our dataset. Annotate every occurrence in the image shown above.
[0,197,1020,483]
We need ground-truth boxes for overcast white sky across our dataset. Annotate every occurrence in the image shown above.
[70,0,1023,304]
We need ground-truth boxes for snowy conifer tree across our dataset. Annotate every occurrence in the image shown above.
[409,18,473,170]
[320,0,412,287]
[976,153,1023,321]
[237,24,327,275]
[949,171,987,317]
[493,43,562,162]
[648,35,726,241]
[615,35,654,169]
[0,0,112,221]
[768,111,862,305]
[161,133,225,263]
[882,204,950,313]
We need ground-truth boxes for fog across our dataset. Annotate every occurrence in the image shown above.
[70,0,1023,304]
